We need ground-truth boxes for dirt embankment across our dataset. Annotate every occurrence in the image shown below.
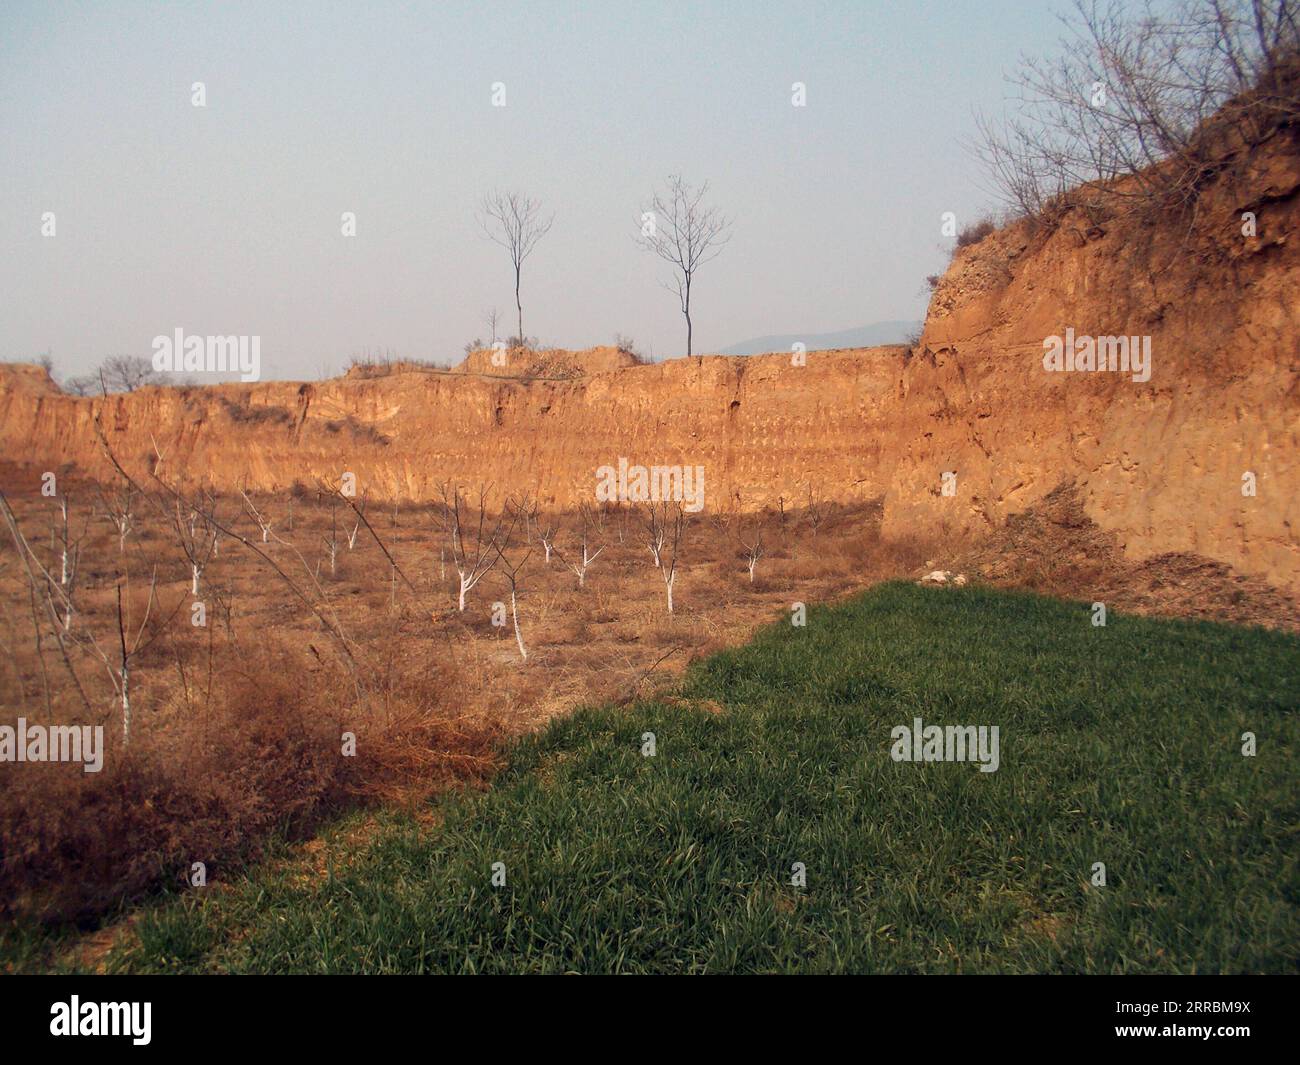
[0,345,915,515]
[904,115,1299,598]
[1,122,1296,595]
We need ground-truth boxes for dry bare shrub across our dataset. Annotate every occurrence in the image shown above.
[970,0,1300,222]
[0,644,338,922]
[355,656,505,805]
[0,638,501,923]
[956,217,997,247]
[0,476,932,926]
[782,553,844,583]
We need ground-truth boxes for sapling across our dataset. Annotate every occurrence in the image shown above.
[437,483,502,611]
[493,498,535,661]
[647,501,686,612]
[557,504,604,588]
[740,519,765,582]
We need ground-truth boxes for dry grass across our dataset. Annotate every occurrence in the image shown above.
[0,466,925,922]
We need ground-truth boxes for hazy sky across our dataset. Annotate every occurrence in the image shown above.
[1,0,1069,380]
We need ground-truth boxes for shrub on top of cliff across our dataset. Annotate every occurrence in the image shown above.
[347,356,444,379]
[465,337,542,360]
[60,374,98,396]
[348,351,394,378]
[955,217,996,248]
[0,358,63,394]
[968,0,1300,225]
[59,355,166,396]
[614,334,651,364]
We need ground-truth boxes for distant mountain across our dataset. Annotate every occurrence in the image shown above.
[717,320,920,356]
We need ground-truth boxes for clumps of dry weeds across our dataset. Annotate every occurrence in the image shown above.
[0,479,910,926]
[0,638,502,924]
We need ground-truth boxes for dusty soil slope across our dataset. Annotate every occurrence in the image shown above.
[950,482,1299,631]
[1,115,1295,593]
[909,115,1299,598]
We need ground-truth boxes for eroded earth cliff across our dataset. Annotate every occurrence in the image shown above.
[2,122,1296,594]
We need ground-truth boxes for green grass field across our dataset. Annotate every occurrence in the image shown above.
[33,583,1300,973]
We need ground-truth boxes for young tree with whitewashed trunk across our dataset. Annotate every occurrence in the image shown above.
[0,492,96,717]
[60,532,81,630]
[53,496,70,585]
[647,501,686,613]
[172,493,220,596]
[49,494,88,627]
[537,517,557,564]
[112,577,156,746]
[493,498,535,662]
[322,495,339,577]
[97,480,135,553]
[39,557,160,748]
[345,492,367,550]
[739,518,765,582]
[643,502,667,567]
[437,483,502,612]
[241,488,276,546]
[514,492,538,542]
[240,488,275,543]
[557,503,604,588]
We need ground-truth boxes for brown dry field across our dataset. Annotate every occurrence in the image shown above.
[2,458,1294,926]
[0,460,930,922]
[0,471,916,739]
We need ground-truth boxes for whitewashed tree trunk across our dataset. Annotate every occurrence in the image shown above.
[511,589,527,660]
[121,665,131,747]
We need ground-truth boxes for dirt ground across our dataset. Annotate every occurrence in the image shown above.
[952,481,1300,633]
[3,465,1291,765]
[1,461,1293,927]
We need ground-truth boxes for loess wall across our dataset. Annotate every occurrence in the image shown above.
[2,127,1296,592]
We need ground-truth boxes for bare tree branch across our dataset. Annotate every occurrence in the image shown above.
[478,191,554,346]
[639,175,732,355]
